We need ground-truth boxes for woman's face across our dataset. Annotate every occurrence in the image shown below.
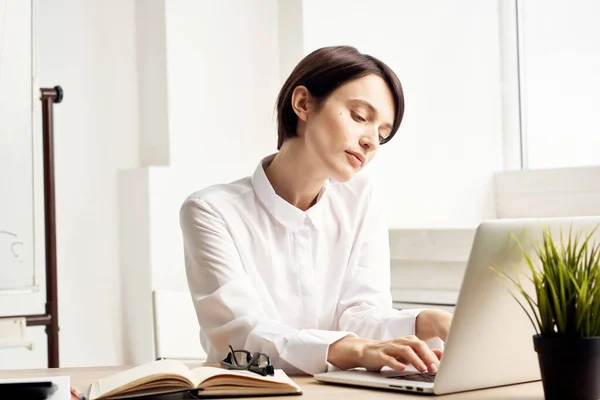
[301,74,395,182]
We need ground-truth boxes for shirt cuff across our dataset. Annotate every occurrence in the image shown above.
[385,308,445,350]
[381,308,424,339]
[279,329,356,375]
[427,337,445,350]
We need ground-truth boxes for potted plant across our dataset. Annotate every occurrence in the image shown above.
[493,224,600,400]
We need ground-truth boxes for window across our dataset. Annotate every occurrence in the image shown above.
[516,0,600,169]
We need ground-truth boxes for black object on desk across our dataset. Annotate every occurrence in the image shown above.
[0,381,57,400]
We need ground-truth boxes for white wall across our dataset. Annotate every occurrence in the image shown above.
[136,0,170,166]
[37,0,139,367]
[165,0,280,180]
[277,0,304,83]
[302,0,505,229]
[120,0,283,364]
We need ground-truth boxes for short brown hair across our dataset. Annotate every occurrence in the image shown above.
[275,46,405,150]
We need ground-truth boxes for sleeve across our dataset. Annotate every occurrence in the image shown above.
[180,197,355,375]
[335,185,444,349]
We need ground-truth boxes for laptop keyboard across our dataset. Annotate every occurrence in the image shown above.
[387,373,436,383]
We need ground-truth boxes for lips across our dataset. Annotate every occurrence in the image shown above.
[346,151,365,167]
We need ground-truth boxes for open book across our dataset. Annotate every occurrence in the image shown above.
[88,359,302,399]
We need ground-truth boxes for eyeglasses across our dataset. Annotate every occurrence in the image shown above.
[220,345,274,376]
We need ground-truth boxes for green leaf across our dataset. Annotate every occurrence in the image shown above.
[490,223,600,338]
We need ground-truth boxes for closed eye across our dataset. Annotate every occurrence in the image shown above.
[351,111,366,123]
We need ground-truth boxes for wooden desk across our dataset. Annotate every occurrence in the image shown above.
[0,366,545,399]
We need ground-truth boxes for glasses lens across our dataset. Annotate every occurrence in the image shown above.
[231,350,252,367]
[254,353,270,368]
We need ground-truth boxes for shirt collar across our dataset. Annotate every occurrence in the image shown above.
[251,154,328,232]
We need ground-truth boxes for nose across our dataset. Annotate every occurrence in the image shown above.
[359,131,378,152]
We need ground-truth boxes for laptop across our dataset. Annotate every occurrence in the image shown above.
[315,216,600,395]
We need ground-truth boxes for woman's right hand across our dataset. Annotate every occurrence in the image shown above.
[327,336,441,374]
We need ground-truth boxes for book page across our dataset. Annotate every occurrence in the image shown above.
[188,366,234,386]
[89,360,193,399]
[190,367,300,391]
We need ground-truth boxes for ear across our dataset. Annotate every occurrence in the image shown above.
[290,85,312,122]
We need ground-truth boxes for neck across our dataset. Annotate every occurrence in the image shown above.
[265,140,327,211]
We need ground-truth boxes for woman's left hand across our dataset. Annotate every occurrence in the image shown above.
[415,309,453,342]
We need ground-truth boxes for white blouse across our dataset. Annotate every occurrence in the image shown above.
[180,154,435,375]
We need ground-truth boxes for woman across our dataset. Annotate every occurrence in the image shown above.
[180,46,452,376]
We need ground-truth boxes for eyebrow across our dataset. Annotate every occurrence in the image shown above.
[350,98,393,131]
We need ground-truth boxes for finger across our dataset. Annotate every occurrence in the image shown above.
[384,344,428,373]
[432,349,443,360]
[409,339,441,374]
[392,336,440,373]
[382,355,407,372]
